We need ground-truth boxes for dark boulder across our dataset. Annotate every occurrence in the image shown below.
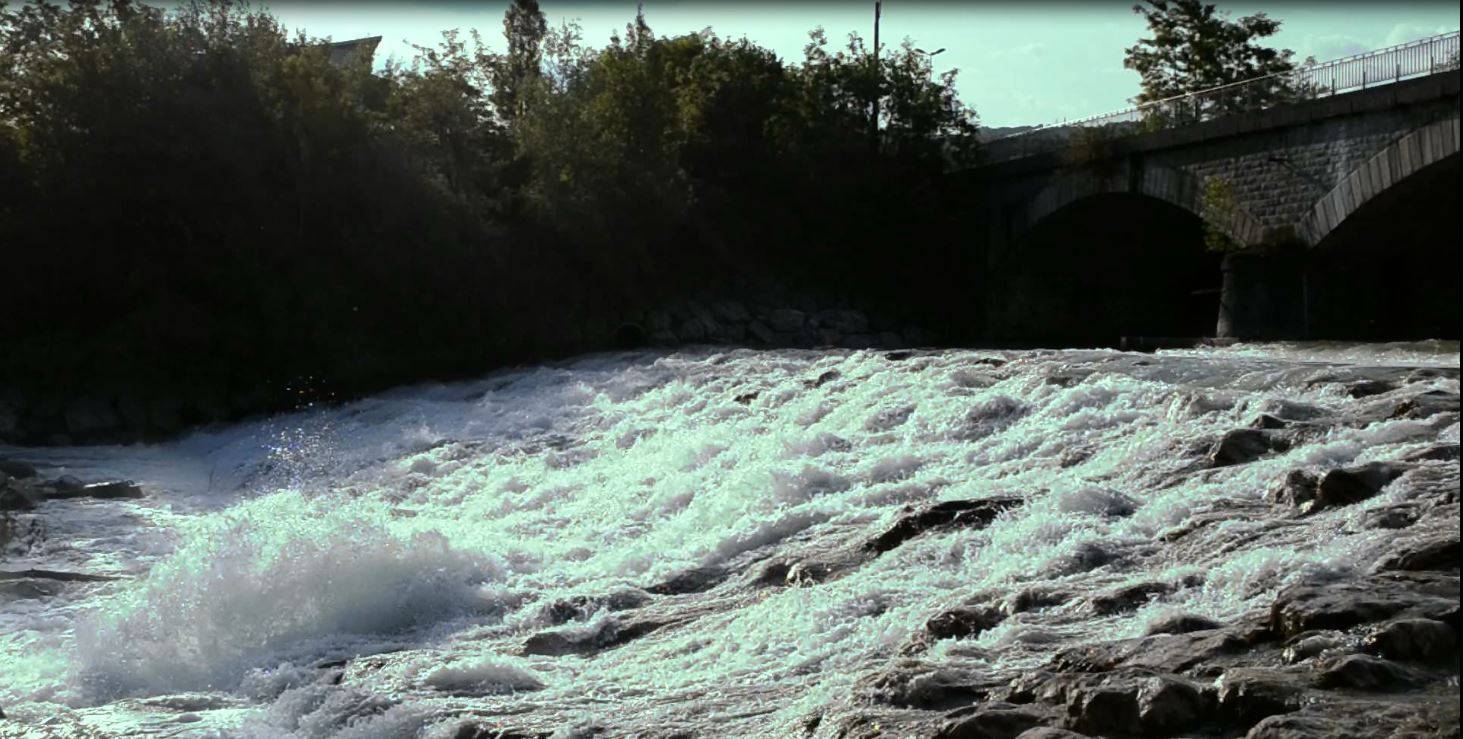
[1361,618,1457,665]
[45,480,144,501]
[866,498,1021,553]
[1208,429,1289,467]
[1268,470,1319,508]
[1377,538,1460,572]
[0,481,40,511]
[1064,685,1137,735]
[1360,504,1419,530]
[0,460,37,479]
[1346,380,1395,398]
[1135,674,1211,735]
[927,606,1005,640]
[521,618,669,657]
[1212,668,1303,729]
[859,663,993,710]
[1281,631,1347,664]
[1144,613,1223,636]
[645,565,726,595]
[1405,443,1460,462]
[542,590,652,625]
[1390,389,1460,420]
[1269,574,1458,637]
[1087,582,1174,616]
[935,704,1048,739]
[1310,463,1409,511]
[1315,654,1422,691]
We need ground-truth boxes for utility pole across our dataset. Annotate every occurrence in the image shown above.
[871,0,882,149]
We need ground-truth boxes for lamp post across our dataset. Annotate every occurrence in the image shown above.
[871,0,882,147]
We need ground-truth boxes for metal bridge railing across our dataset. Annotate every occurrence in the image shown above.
[985,30,1461,163]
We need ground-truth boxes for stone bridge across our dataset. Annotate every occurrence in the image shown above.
[961,68,1460,344]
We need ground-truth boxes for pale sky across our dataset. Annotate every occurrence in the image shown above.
[258,1,1460,127]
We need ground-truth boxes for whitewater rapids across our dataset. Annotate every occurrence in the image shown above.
[0,343,1458,737]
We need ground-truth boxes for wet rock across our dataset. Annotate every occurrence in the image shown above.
[936,704,1047,739]
[1268,470,1318,508]
[1360,504,1419,530]
[927,605,1005,640]
[1144,613,1223,636]
[766,554,861,587]
[1281,631,1347,664]
[1064,684,1137,735]
[1378,538,1459,572]
[543,590,652,625]
[1013,730,1086,739]
[0,578,67,599]
[733,391,759,405]
[453,725,550,739]
[1310,463,1409,511]
[1054,629,1249,675]
[0,569,118,582]
[1003,670,1074,706]
[646,565,726,595]
[1361,618,1457,665]
[0,460,37,479]
[1244,712,1345,738]
[1390,390,1460,420]
[521,618,669,656]
[804,370,841,389]
[885,350,915,361]
[1087,582,1174,616]
[1005,587,1070,615]
[1250,413,1290,430]
[1315,654,1422,691]
[1209,429,1290,467]
[1269,573,1459,637]
[1347,380,1395,398]
[1405,443,1460,462]
[1213,668,1303,729]
[45,480,144,501]
[1135,674,1210,735]
[1244,700,1461,739]
[866,497,1021,553]
[0,480,40,511]
[861,663,992,709]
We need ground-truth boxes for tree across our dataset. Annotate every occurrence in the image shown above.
[489,0,546,125]
[1124,0,1300,114]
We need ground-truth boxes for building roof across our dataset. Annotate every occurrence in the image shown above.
[326,36,382,68]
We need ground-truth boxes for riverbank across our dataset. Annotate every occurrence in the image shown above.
[0,288,935,448]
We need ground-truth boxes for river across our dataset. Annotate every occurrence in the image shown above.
[1,342,1458,737]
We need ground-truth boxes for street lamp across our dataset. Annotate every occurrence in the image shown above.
[871,1,882,146]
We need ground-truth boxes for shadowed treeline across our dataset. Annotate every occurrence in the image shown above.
[0,0,980,430]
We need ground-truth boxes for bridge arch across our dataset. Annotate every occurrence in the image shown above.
[987,188,1225,344]
[1302,116,1460,246]
[1018,163,1266,248]
[1300,118,1460,340]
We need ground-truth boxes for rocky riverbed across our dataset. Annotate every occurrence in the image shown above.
[0,342,1457,737]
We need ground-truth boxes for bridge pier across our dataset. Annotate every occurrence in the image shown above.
[1216,251,1308,340]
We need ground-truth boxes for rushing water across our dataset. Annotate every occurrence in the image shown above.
[0,342,1458,737]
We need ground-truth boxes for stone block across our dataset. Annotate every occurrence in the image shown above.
[1346,169,1365,209]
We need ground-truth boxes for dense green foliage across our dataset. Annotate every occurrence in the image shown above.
[1124,0,1302,107]
[0,0,979,419]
